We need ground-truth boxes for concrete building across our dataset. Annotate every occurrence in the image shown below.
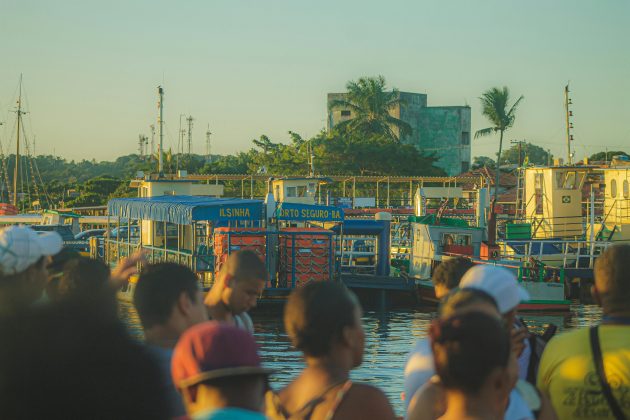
[327,91,471,176]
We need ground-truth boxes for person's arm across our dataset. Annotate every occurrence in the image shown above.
[407,380,445,420]
[536,339,552,396]
[340,384,396,420]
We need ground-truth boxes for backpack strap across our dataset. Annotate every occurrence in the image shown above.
[590,326,627,420]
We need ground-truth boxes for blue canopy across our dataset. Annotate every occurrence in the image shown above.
[107,196,263,225]
[275,202,344,222]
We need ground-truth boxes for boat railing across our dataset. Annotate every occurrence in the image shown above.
[498,239,613,269]
[474,258,565,284]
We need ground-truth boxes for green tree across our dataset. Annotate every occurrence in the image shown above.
[472,156,496,169]
[329,76,412,142]
[500,142,551,166]
[474,86,524,198]
[589,150,628,162]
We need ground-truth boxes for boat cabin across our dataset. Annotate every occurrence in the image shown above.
[131,177,224,198]
[523,166,593,239]
[599,167,630,240]
[408,219,484,280]
[271,177,331,205]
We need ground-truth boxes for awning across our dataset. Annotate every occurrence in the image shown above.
[275,202,344,222]
[107,196,263,225]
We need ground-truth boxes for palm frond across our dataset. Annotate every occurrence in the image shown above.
[474,127,496,139]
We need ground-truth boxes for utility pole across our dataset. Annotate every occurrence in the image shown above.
[547,149,552,166]
[205,124,212,163]
[564,84,574,165]
[13,75,27,206]
[187,115,194,156]
[178,114,186,170]
[510,140,526,167]
[157,86,164,175]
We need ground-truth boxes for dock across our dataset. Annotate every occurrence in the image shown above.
[341,274,418,308]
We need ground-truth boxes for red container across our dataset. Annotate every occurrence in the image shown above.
[278,228,332,288]
[213,227,266,278]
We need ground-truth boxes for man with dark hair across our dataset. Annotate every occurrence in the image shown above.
[172,321,273,419]
[0,225,62,316]
[204,250,267,332]
[431,257,475,299]
[133,262,208,418]
[538,244,630,419]
[0,298,169,419]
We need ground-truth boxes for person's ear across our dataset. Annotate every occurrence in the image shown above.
[341,325,355,347]
[491,368,511,399]
[177,291,193,317]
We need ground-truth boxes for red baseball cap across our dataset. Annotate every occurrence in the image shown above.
[172,321,273,389]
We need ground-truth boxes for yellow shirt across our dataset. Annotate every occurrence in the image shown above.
[537,325,630,419]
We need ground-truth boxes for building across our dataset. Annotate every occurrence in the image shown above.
[327,91,471,176]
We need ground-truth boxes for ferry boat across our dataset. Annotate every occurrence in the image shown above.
[105,176,343,304]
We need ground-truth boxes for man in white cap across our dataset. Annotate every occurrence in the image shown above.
[0,225,63,316]
[459,264,532,380]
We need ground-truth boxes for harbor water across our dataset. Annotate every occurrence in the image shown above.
[119,302,602,416]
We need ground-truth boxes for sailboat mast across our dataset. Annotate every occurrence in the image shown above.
[158,86,164,175]
[13,75,24,206]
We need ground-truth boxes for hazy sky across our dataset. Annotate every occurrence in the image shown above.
[1,0,629,163]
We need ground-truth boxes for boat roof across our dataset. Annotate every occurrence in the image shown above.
[107,196,263,225]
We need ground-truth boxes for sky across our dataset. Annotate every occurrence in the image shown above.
[1,0,629,163]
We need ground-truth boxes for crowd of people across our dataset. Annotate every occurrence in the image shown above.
[0,223,629,419]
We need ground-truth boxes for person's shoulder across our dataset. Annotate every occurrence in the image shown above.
[235,312,254,333]
[342,383,396,419]
[404,338,433,375]
[195,407,267,420]
[545,327,588,350]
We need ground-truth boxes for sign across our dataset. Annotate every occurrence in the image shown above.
[275,203,344,222]
[562,195,571,204]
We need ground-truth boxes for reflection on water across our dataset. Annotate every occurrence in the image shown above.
[119,302,602,416]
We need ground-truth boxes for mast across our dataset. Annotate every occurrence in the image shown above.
[564,83,574,165]
[13,75,26,206]
[157,86,164,174]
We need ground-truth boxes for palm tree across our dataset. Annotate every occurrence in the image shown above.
[474,86,524,199]
[329,76,412,142]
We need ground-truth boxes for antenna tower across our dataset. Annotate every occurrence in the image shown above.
[205,124,212,162]
[186,115,194,156]
[150,124,155,157]
[138,134,148,158]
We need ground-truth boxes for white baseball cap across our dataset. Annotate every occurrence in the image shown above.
[0,225,63,275]
[459,265,530,314]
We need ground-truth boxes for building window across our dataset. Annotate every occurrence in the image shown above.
[461,161,470,173]
[461,132,470,145]
[611,179,617,198]
[286,186,297,198]
[624,180,629,198]
[340,110,351,117]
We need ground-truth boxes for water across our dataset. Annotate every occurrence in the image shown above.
[119,302,602,416]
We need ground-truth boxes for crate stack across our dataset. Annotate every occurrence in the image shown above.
[213,227,266,279]
[279,228,332,288]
